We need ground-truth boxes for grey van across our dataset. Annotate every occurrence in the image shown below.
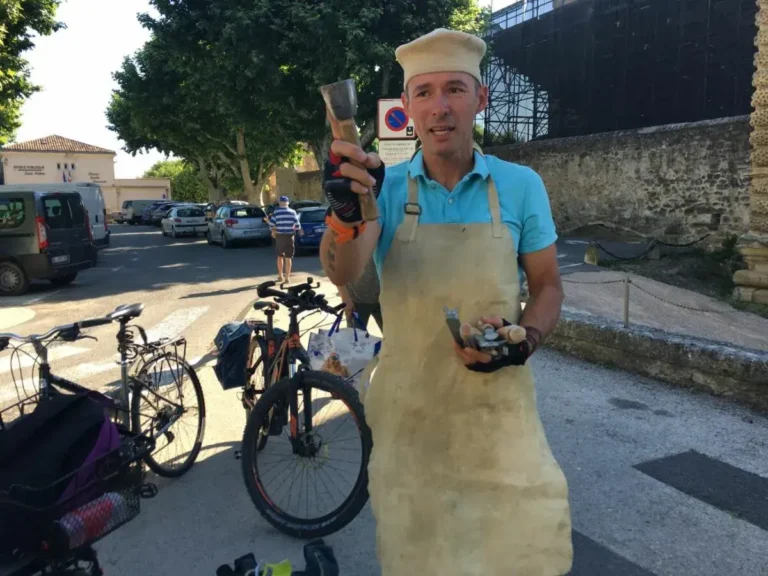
[0,190,97,295]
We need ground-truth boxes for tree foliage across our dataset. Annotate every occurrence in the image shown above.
[143,159,208,203]
[107,0,488,199]
[0,0,63,144]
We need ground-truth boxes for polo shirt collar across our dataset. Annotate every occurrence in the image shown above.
[407,148,490,183]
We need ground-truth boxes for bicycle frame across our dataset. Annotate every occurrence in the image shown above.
[252,303,316,448]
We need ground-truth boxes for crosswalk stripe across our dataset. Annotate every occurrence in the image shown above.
[145,306,209,343]
[0,345,88,376]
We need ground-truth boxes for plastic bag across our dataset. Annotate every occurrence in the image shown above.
[307,313,381,390]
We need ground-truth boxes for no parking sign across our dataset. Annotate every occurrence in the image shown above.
[377,99,416,140]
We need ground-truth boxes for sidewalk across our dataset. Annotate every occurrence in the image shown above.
[559,269,768,352]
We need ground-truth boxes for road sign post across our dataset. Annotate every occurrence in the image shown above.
[377,99,417,167]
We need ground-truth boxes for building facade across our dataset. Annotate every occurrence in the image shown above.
[0,135,171,214]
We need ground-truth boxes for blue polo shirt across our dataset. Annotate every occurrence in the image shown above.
[374,149,558,284]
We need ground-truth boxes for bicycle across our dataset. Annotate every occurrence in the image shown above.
[0,314,160,576]
[236,278,372,539]
[0,303,206,478]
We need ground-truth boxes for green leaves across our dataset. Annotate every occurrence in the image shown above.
[0,0,62,145]
[108,0,486,195]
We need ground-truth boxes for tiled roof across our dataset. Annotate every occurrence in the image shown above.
[1,135,116,155]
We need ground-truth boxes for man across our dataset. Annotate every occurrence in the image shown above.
[336,257,382,332]
[319,28,573,575]
[268,195,301,283]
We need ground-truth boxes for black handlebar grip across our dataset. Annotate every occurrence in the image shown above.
[257,281,276,298]
[80,317,113,328]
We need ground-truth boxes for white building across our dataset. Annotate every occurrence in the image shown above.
[0,135,171,214]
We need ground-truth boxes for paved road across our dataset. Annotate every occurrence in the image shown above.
[0,225,325,402]
[2,226,768,575]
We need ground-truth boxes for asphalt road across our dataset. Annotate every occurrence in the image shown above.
[2,226,768,575]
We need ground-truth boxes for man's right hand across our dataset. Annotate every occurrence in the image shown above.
[323,140,385,225]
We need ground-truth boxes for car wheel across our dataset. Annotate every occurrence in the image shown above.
[0,261,30,296]
[50,272,77,286]
[221,233,231,249]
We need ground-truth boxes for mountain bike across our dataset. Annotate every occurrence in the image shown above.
[237,278,372,539]
[0,314,160,576]
[0,303,205,478]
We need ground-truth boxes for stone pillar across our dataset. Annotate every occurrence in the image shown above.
[734,0,768,304]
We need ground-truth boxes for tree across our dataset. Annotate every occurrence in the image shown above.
[0,0,63,144]
[243,0,490,165]
[143,159,208,203]
[108,5,303,205]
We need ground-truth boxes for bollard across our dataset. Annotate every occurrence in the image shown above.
[624,273,630,327]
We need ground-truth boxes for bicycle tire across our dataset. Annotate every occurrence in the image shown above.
[131,352,206,478]
[240,370,371,539]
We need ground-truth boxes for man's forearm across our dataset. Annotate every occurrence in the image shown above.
[320,219,380,286]
[520,284,564,338]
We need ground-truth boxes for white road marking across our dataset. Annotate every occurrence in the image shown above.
[0,289,65,307]
[564,239,589,245]
[559,263,583,270]
[0,345,89,376]
[145,306,209,343]
[67,361,119,379]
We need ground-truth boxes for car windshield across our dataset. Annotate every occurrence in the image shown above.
[230,207,265,218]
[177,208,205,218]
[301,209,326,223]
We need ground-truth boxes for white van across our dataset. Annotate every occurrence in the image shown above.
[0,182,109,247]
[121,199,161,225]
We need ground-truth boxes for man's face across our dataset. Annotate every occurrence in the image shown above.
[279,201,288,208]
[402,72,488,159]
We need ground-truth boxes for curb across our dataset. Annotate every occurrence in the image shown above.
[546,309,768,412]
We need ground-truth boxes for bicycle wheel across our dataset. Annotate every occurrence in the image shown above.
[241,369,371,539]
[131,352,206,478]
[245,338,268,451]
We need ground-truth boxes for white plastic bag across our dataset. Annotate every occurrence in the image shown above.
[308,313,382,391]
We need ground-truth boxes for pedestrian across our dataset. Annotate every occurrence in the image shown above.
[319,28,573,575]
[268,195,301,283]
[337,257,382,333]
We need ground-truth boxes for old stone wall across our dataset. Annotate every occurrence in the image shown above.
[272,168,323,204]
[486,116,752,244]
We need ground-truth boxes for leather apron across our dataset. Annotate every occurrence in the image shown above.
[363,152,574,575]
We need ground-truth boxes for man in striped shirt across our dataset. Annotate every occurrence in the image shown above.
[268,195,302,282]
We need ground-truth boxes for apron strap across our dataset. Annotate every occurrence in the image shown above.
[397,144,502,242]
[397,176,421,243]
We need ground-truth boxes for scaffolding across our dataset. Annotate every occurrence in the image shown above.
[483,0,757,144]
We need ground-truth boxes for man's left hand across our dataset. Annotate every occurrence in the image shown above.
[453,316,530,373]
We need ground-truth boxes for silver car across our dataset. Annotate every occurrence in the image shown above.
[207,204,271,248]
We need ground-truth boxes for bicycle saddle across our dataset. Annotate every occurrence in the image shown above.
[109,303,145,321]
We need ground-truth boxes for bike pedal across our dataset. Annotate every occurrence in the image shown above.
[234,449,242,460]
[141,482,159,499]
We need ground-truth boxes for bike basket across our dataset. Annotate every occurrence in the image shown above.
[0,393,153,560]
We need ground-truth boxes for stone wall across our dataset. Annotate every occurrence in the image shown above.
[272,168,323,204]
[486,116,752,244]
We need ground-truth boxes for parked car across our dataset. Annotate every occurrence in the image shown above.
[295,206,329,253]
[207,205,270,248]
[1,183,109,248]
[0,190,97,295]
[122,199,161,225]
[161,206,208,238]
[150,202,181,226]
[263,199,323,217]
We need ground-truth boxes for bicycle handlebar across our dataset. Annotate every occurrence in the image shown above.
[256,278,346,316]
[0,315,114,350]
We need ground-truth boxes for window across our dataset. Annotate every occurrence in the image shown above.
[0,198,25,230]
[71,163,76,170]
[231,207,265,218]
[178,208,205,218]
[57,163,61,170]
[43,195,85,229]
[216,207,227,218]
[122,200,133,208]
[300,209,326,223]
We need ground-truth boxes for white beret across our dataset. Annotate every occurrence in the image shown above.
[395,28,487,90]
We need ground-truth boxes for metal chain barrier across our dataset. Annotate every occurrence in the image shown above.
[561,273,725,327]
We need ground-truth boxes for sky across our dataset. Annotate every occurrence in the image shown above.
[13,0,519,179]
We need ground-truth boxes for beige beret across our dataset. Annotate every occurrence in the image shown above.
[396,28,487,90]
